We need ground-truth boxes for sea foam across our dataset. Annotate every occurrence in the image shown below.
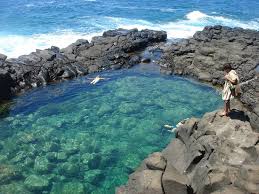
[1,11,259,58]
[0,31,101,58]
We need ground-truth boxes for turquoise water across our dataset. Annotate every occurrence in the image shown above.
[1,0,259,57]
[0,67,222,193]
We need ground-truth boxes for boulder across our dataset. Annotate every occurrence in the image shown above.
[144,152,166,171]
[0,165,22,184]
[116,170,163,194]
[24,175,50,192]
[50,181,85,194]
[162,164,188,194]
[34,156,52,173]
[0,69,15,100]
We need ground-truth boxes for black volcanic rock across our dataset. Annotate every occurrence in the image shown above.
[160,26,259,129]
[0,29,167,102]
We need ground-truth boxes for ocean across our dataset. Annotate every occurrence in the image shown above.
[1,0,259,58]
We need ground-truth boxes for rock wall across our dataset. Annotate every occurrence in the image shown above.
[117,26,259,194]
[0,29,166,101]
[117,108,259,194]
[160,25,259,130]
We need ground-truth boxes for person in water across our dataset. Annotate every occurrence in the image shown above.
[220,63,240,116]
[89,75,106,85]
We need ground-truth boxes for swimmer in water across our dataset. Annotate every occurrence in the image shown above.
[89,75,106,85]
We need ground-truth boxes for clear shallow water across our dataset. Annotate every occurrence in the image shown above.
[0,67,222,193]
[1,0,259,57]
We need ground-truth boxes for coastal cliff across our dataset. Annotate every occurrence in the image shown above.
[117,26,259,194]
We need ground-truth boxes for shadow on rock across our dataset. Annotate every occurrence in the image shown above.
[228,109,250,122]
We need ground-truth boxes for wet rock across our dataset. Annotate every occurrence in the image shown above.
[84,169,104,185]
[56,152,68,162]
[50,181,85,194]
[141,57,151,63]
[34,156,52,173]
[59,162,80,177]
[0,182,31,194]
[43,142,60,152]
[0,165,22,184]
[24,175,50,192]
[0,69,15,100]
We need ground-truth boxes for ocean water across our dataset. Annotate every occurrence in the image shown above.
[0,0,259,58]
[0,66,222,193]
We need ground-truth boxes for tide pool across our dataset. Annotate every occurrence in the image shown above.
[0,67,222,193]
[1,0,259,57]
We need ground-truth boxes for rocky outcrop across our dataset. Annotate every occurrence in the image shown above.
[0,29,166,101]
[117,26,259,194]
[117,107,259,194]
[160,26,259,130]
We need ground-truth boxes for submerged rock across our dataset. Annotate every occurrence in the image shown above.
[24,175,50,192]
[50,181,85,194]
[34,156,52,173]
[58,162,80,177]
[0,165,22,184]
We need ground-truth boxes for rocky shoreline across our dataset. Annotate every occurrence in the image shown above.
[117,26,259,194]
[0,29,166,101]
[0,26,259,194]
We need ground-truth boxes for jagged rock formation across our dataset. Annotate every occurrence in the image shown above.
[160,25,259,130]
[0,29,166,101]
[117,26,259,194]
[117,107,259,194]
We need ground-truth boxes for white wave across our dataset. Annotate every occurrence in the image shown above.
[186,11,208,20]
[108,11,259,39]
[0,31,101,58]
[1,11,259,58]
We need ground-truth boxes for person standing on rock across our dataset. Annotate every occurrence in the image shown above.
[220,64,240,116]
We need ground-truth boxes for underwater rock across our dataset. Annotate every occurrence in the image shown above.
[0,165,22,184]
[84,169,104,185]
[43,142,60,152]
[24,174,50,192]
[56,152,68,162]
[34,156,52,173]
[58,162,80,177]
[0,182,31,194]
[50,181,85,194]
